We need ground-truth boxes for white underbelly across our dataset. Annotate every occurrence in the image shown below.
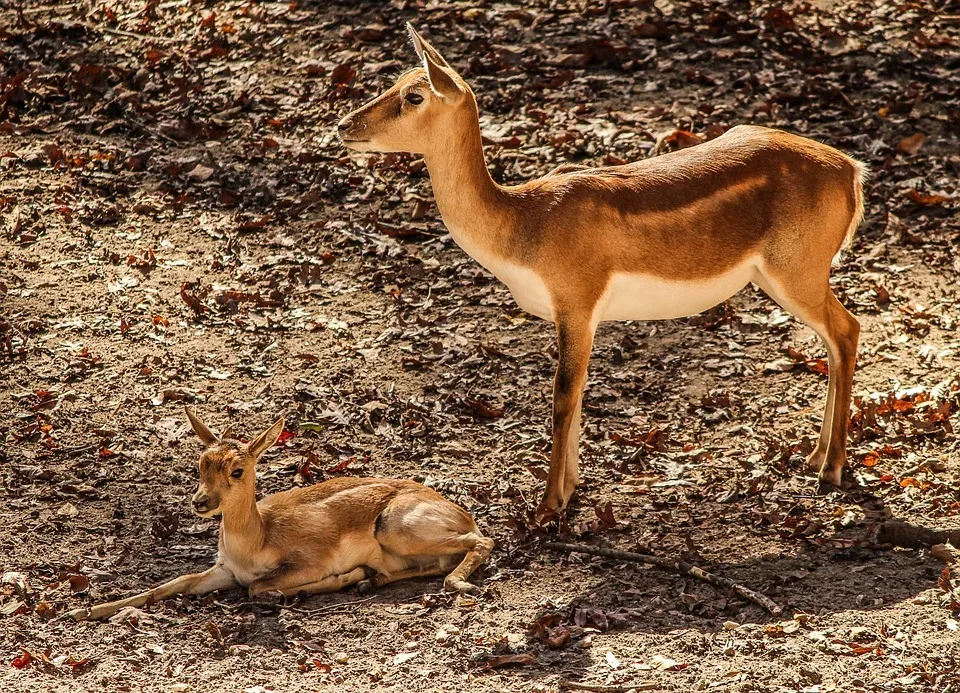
[447,224,756,324]
[599,257,759,322]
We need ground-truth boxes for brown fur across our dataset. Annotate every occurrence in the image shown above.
[339,24,865,521]
[65,410,492,621]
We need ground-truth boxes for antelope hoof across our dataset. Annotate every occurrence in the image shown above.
[357,579,376,595]
[816,465,843,492]
[250,587,284,602]
[443,577,477,594]
[805,449,826,474]
[535,500,561,525]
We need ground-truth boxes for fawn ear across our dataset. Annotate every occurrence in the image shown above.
[247,418,285,460]
[407,23,462,100]
[185,407,219,447]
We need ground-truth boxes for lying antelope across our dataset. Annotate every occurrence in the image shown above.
[66,409,493,621]
[338,25,866,522]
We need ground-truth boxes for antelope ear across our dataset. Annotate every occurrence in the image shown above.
[247,418,285,460]
[423,51,462,100]
[406,23,461,99]
[406,23,451,69]
[185,407,219,447]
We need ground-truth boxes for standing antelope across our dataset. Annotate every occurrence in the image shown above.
[338,24,866,522]
[66,409,493,621]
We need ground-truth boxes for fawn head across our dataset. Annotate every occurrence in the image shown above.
[337,23,474,155]
[185,408,285,518]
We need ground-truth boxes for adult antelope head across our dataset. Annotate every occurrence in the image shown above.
[339,25,866,523]
[337,24,472,155]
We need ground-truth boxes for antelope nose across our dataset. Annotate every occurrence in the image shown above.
[192,495,208,510]
[337,118,352,134]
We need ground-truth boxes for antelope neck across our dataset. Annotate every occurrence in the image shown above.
[220,487,265,549]
[422,118,513,260]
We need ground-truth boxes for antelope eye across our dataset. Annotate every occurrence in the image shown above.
[230,468,243,479]
[405,92,424,105]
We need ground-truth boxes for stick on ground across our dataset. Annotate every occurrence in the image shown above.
[877,519,960,550]
[559,680,658,692]
[545,541,783,616]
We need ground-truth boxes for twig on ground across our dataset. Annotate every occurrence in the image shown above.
[559,680,657,692]
[74,21,176,43]
[545,541,783,616]
[877,520,960,549]
[215,595,376,615]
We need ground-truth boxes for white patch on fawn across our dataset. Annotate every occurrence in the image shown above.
[219,545,273,586]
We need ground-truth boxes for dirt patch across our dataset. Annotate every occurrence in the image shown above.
[2,1,959,691]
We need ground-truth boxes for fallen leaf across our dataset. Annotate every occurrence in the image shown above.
[897,133,926,155]
[483,653,536,669]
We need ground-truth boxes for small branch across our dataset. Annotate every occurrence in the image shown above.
[72,20,177,43]
[877,520,960,549]
[560,680,657,692]
[215,595,376,615]
[545,541,783,616]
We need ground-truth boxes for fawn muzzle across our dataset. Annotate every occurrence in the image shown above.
[191,490,216,516]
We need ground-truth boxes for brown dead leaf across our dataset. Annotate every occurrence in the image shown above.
[483,653,536,669]
[897,133,926,155]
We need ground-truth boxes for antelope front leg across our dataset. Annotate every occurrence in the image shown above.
[248,567,368,598]
[536,313,595,523]
[66,563,238,621]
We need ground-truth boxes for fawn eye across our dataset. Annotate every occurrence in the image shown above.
[405,92,423,105]
[231,468,243,479]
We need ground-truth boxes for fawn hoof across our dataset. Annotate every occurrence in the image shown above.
[805,450,826,474]
[357,579,375,595]
[443,577,477,594]
[250,588,284,602]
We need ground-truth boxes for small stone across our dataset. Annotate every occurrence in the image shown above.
[333,652,349,664]
[435,624,460,644]
[723,620,739,631]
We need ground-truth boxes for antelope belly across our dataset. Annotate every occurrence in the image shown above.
[599,258,759,322]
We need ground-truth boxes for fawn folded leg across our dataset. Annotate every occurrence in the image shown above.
[358,564,448,593]
[441,534,495,593]
[371,492,494,593]
[248,566,368,598]
[536,311,595,522]
[66,563,238,621]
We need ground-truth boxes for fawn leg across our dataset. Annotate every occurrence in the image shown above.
[66,563,238,621]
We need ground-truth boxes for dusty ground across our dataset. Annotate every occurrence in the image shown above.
[2,0,960,691]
